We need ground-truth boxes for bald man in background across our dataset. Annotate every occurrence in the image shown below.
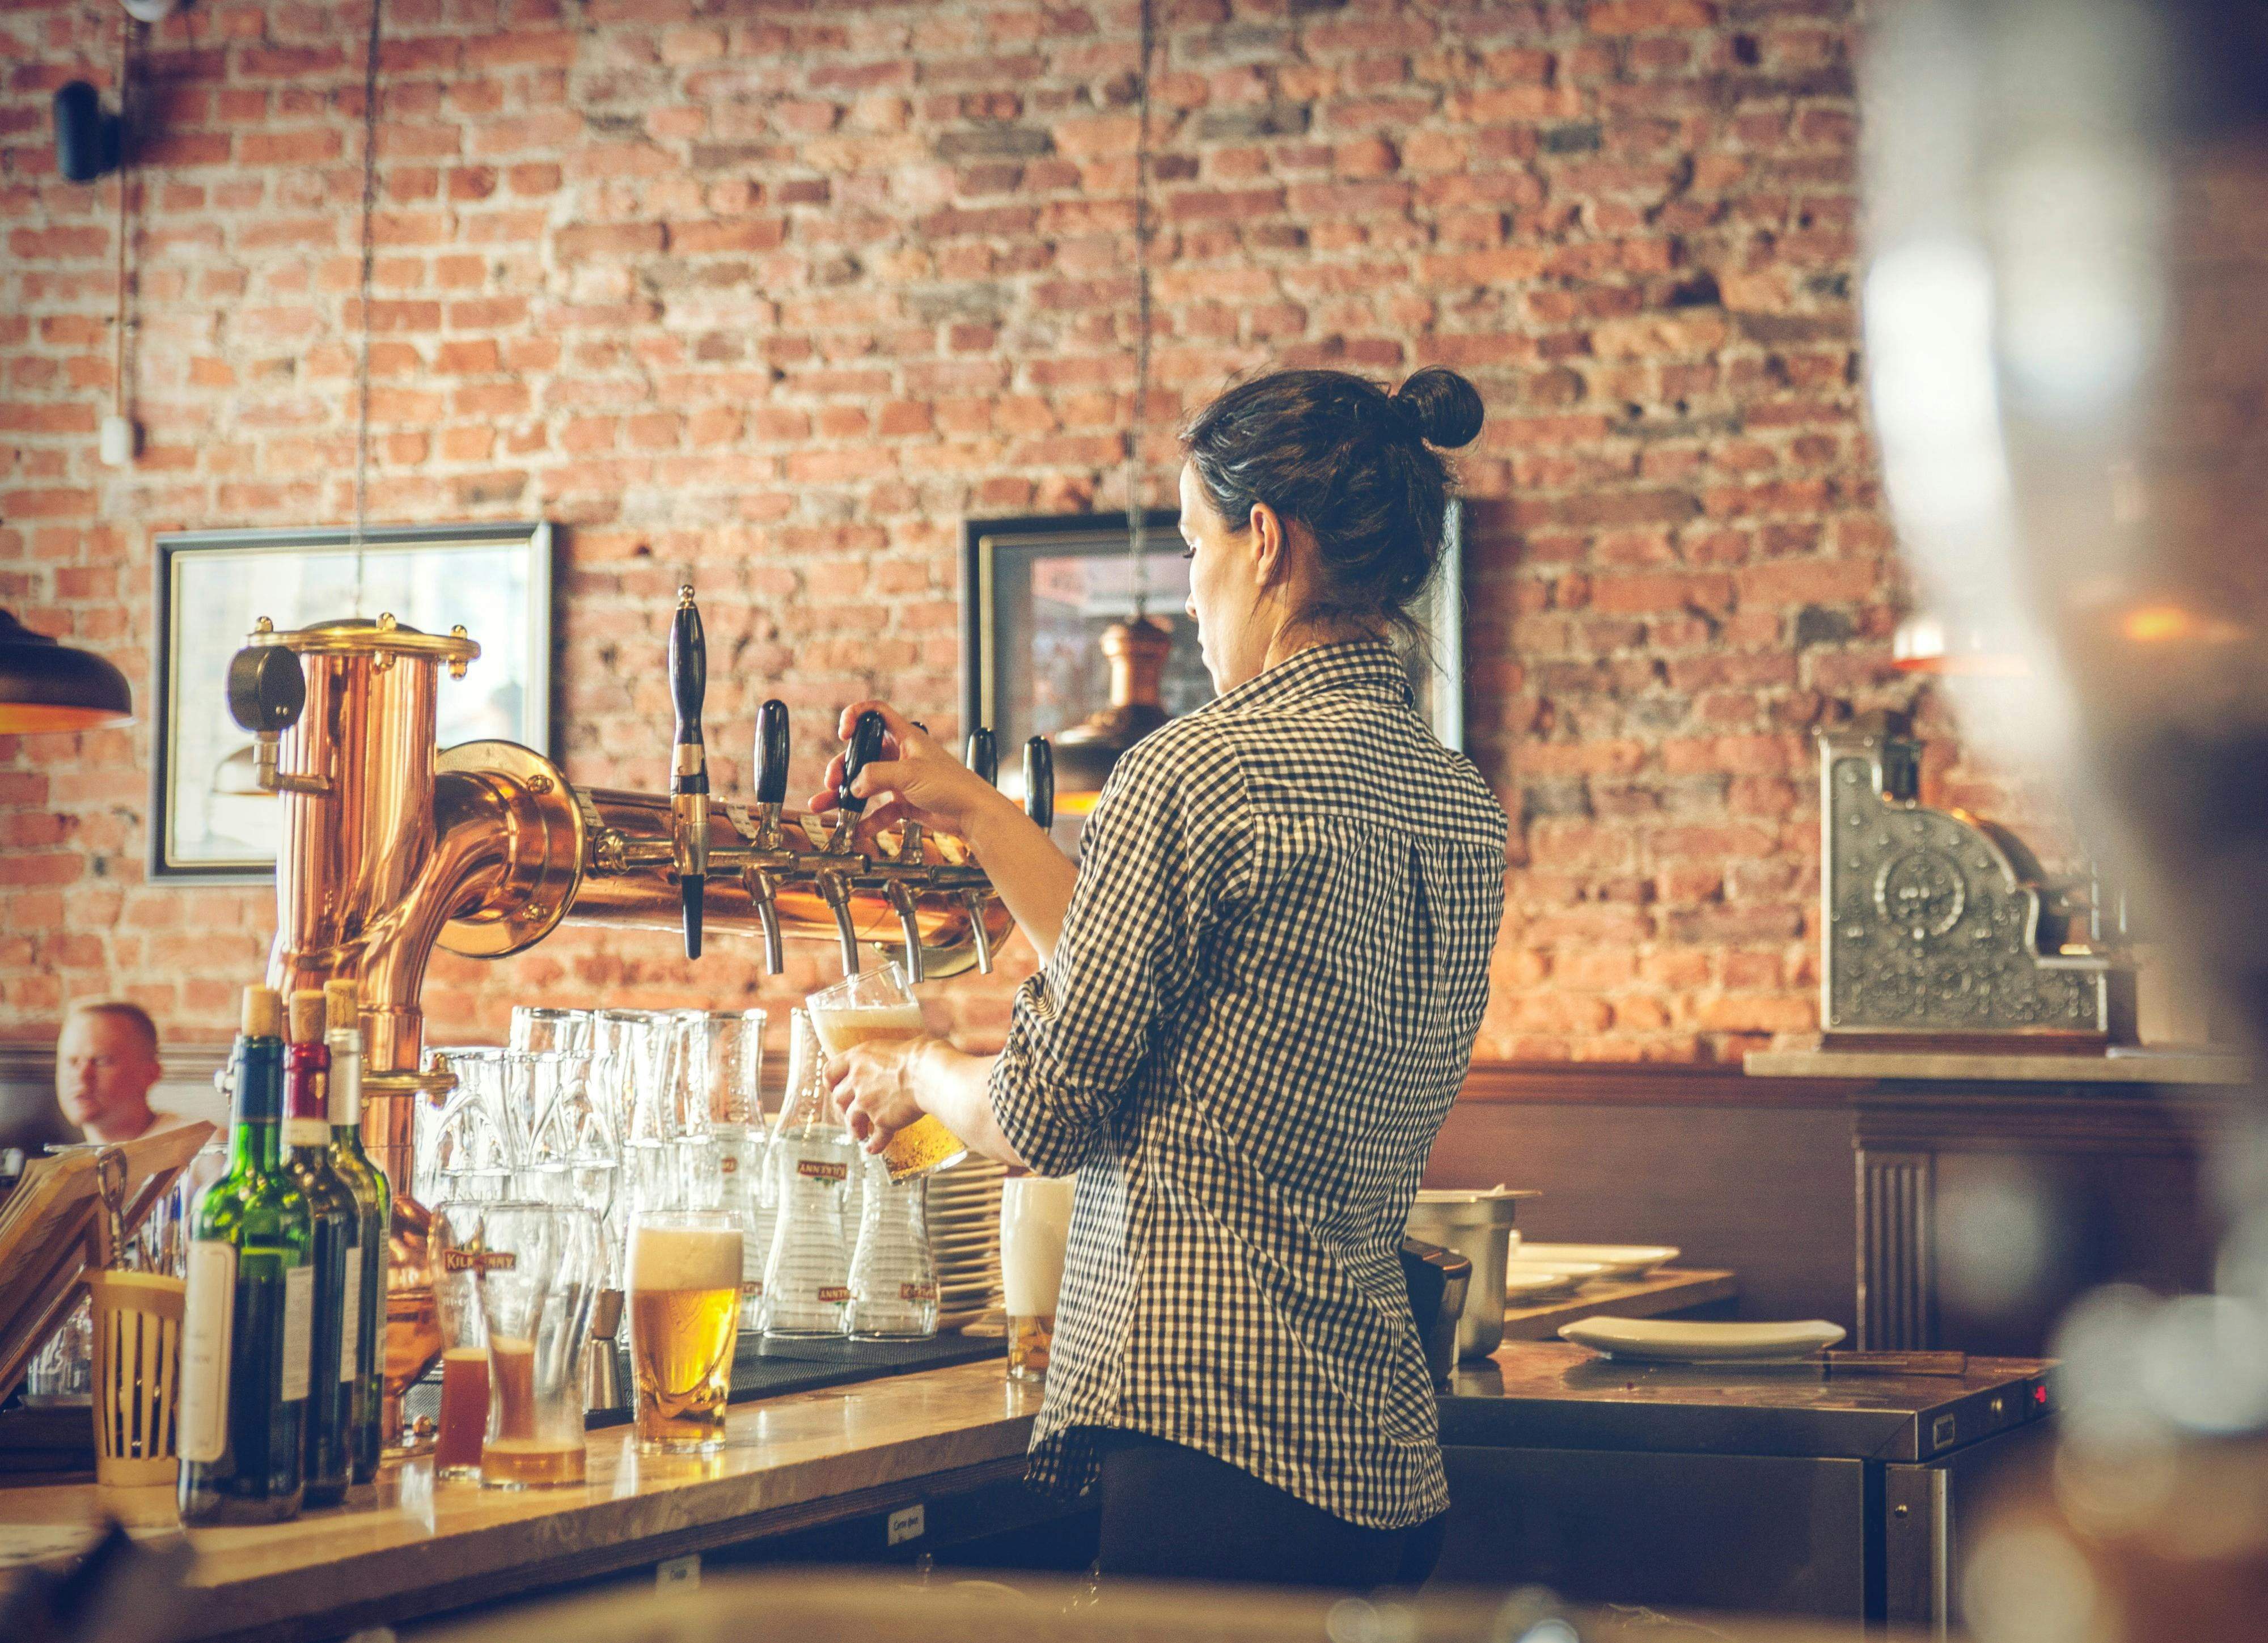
[54,999,171,1144]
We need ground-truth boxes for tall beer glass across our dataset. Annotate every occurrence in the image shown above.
[1000,1175,1075,1381]
[806,963,967,1183]
[627,1212,741,1454]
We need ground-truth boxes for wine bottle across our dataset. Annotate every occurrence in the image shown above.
[323,978,388,1488]
[179,986,315,1525]
[282,989,359,1508]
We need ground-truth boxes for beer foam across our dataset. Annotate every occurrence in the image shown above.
[808,1002,924,1056]
[628,1222,743,1293]
[1000,1176,1076,1316]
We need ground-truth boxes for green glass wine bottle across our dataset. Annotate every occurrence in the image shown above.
[283,989,359,1508]
[323,978,388,1488]
[179,986,315,1525]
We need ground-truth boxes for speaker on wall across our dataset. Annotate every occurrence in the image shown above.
[53,81,121,184]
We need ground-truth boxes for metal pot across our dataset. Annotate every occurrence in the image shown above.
[1404,1188,1534,1360]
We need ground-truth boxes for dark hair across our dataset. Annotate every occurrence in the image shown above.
[1179,366,1484,640]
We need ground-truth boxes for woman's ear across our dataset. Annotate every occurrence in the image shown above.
[1247,501,1288,588]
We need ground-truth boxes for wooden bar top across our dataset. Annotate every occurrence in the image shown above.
[0,1359,1042,1641]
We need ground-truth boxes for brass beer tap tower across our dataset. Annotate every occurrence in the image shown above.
[223,591,1036,1449]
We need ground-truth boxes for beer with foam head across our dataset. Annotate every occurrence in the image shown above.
[1001,1175,1075,1382]
[807,996,968,1183]
[628,1216,741,1453]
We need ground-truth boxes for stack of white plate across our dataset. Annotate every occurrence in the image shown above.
[926,1156,1007,1329]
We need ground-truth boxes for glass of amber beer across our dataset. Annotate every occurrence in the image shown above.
[476,1204,603,1489]
[806,963,968,1183]
[627,1212,742,1454]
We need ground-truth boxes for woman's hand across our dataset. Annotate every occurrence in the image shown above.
[807,701,1008,850]
[827,1034,933,1155]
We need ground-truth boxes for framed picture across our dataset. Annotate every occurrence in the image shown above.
[960,505,1464,809]
[151,521,553,881]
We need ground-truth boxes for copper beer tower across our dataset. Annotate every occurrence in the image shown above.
[226,595,1026,1447]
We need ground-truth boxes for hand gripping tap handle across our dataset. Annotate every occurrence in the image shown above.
[837,710,888,816]
[668,586,709,960]
[1023,736,1055,832]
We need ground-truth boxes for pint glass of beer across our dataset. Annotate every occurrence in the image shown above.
[627,1213,742,1453]
[1000,1175,1075,1382]
[806,963,967,1183]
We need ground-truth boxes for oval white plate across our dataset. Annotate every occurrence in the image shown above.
[1503,1260,1607,1299]
[1516,1243,1681,1280]
[1559,1317,1847,1363]
[1505,1269,1573,1302]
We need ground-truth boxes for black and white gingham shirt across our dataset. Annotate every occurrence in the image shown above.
[990,641,1508,1530]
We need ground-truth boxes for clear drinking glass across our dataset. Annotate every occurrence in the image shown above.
[1001,1175,1076,1381]
[670,1011,770,1326]
[762,1011,856,1338]
[627,1211,742,1454]
[476,1204,602,1489]
[618,1014,691,1219]
[418,1048,521,1206]
[431,1201,489,1481]
[846,1153,938,1340]
[510,1006,594,1057]
[806,962,966,1183]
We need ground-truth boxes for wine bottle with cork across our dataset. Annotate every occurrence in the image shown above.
[178,986,316,1525]
[323,979,388,1488]
[282,988,362,1508]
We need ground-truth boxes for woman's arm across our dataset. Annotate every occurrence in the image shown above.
[810,701,1076,962]
[830,1036,1025,1168]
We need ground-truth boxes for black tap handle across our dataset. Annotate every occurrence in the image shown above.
[964,727,998,788]
[837,709,887,816]
[668,587,706,765]
[1023,736,1054,832]
[226,646,304,735]
[753,698,790,808]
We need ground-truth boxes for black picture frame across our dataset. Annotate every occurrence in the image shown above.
[150,520,554,882]
[959,505,1465,804]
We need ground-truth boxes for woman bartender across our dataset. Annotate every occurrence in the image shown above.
[816,366,1509,1588]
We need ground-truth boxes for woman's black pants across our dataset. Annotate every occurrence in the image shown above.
[1089,1430,1445,1590]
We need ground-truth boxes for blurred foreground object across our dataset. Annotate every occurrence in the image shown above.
[1864,1,2268,1638]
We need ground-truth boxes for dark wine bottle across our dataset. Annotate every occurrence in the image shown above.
[323,978,388,1488]
[283,989,359,1508]
[179,986,315,1525]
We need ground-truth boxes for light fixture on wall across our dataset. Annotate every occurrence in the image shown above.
[1053,0,1168,818]
[0,609,134,734]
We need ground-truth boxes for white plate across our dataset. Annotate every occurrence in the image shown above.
[1505,1269,1574,1303]
[1516,1243,1681,1281]
[1501,1260,1607,1299]
[1559,1317,1847,1363]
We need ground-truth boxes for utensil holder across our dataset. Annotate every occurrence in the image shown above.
[89,1269,185,1487]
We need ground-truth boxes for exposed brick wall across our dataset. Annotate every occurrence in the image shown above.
[1,0,2038,1061]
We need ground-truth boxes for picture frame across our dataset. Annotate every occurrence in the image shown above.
[959,505,1465,807]
[150,521,553,882]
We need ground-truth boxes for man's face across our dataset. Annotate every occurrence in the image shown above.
[56,1012,160,1137]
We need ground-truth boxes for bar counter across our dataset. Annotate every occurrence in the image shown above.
[0,1360,1042,1642]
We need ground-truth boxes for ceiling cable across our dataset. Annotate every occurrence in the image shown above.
[350,0,384,614]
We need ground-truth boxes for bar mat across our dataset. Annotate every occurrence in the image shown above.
[404,1329,1004,1434]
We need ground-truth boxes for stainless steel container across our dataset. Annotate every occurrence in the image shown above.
[1405,1188,1534,1359]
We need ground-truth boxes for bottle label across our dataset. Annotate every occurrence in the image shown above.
[899,1281,937,1301]
[338,1246,363,1383]
[284,1117,331,1149]
[180,1240,237,1465]
[280,1263,314,1403]
[817,1285,852,1304]
[797,1159,847,1184]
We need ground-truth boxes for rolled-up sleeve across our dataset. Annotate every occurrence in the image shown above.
[989,731,1249,1177]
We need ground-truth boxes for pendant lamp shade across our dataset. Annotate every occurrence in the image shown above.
[1053,615,1172,816]
[0,608,134,734]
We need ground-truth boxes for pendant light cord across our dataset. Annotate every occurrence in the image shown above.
[1125,0,1156,620]
[350,0,383,615]
[112,10,131,426]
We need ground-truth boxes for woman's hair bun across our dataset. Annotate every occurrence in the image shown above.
[1391,366,1485,450]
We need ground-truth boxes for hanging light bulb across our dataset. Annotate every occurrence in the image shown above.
[1056,0,1165,818]
[0,609,133,735]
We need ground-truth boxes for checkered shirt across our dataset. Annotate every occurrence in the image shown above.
[989,640,1508,1530]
